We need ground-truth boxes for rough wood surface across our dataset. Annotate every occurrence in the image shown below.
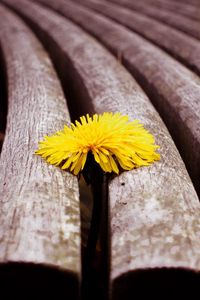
[5,0,200,296]
[174,0,200,5]
[0,4,81,295]
[130,0,200,21]
[34,0,200,196]
[109,0,200,40]
[171,0,200,5]
[75,0,200,76]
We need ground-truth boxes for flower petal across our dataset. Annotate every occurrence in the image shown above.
[35,112,160,175]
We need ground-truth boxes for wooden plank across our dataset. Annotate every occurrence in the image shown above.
[32,0,200,196]
[0,4,81,296]
[74,0,200,76]
[169,0,200,5]
[4,0,200,297]
[108,0,200,41]
[131,0,200,21]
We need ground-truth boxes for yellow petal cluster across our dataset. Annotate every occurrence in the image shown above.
[35,112,160,175]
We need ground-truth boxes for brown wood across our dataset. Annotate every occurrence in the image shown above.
[131,0,200,21]
[74,0,200,76]
[109,0,200,40]
[4,0,200,297]
[164,0,200,6]
[0,4,81,296]
[32,0,200,196]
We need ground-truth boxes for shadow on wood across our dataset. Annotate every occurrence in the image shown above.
[112,268,200,299]
[0,263,79,298]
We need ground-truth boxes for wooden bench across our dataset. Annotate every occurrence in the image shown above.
[0,4,81,297]
[1,0,200,298]
[109,0,200,40]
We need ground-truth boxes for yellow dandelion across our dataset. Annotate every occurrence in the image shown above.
[35,112,160,175]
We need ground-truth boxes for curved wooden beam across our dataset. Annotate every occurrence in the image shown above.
[128,0,200,21]
[0,4,81,296]
[109,0,200,40]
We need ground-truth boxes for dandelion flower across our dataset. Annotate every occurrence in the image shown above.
[35,112,160,175]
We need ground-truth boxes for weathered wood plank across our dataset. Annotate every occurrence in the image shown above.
[109,0,200,40]
[130,0,200,21]
[74,0,200,76]
[5,0,200,297]
[33,0,200,196]
[0,4,81,296]
[167,0,200,6]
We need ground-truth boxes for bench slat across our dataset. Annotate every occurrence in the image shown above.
[0,4,81,296]
[74,0,200,76]
[173,0,200,5]
[5,0,200,297]
[128,0,200,21]
[109,0,200,41]
[170,0,200,5]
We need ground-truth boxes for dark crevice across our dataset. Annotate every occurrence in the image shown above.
[80,172,109,300]
[81,157,110,300]
[2,4,110,299]
[0,41,8,152]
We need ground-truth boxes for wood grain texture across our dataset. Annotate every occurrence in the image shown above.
[171,0,200,5]
[0,4,81,294]
[33,0,200,195]
[75,0,200,76]
[5,0,200,296]
[128,0,200,21]
[109,0,200,41]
